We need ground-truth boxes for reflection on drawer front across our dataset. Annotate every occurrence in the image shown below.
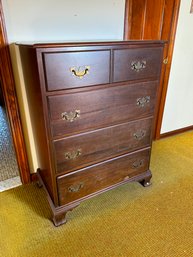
[43,50,110,91]
[48,81,158,137]
[57,148,150,205]
[53,118,152,174]
[113,47,162,82]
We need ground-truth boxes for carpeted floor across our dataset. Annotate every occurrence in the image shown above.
[1,131,193,257]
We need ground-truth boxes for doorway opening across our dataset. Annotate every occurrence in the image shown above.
[0,82,21,191]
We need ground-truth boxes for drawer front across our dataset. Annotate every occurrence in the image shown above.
[113,47,163,83]
[53,118,152,174]
[43,50,110,91]
[57,148,150,205]
[48,81,158,137]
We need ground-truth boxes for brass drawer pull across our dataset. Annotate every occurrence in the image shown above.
[131,60,146,72]
[70,66,90,79]
[61,110,80,122]
[68,182,84,193]
[137,96,150,107]
[132,159,144,169]
[64,149,82,160]
[133,130,146,140]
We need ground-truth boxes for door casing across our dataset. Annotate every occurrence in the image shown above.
[0,1,30,183]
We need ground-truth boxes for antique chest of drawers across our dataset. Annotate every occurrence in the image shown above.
[19,41,164,226]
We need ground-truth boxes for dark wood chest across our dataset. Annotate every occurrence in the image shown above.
[19,40,164,226]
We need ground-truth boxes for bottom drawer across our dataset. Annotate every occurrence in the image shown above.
[57,148,150,206]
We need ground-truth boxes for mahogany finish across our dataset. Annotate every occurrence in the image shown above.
[44,50,110,90]
[19,46,57,202]
[113,47,163,82]
[48,81,158,138]
[19,41,164,226]
[57,148,150,206]
[54,118,152,174]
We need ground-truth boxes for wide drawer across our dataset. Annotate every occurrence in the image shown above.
[53,117,152,174]
[57,148,150,206]
[113,47,163,83]
[48,81,158,138]
[43,50,110,91]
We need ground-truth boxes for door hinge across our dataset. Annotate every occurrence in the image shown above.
[163,57,168,64]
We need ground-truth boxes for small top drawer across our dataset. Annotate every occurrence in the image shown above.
[113,47,163,83]
[43,50,110,91]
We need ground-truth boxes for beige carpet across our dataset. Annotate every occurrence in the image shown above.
[1,131,193,257]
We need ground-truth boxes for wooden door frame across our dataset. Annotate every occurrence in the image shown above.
[124,0,181,139]
[0,1,30,183]
[154,0,181,139]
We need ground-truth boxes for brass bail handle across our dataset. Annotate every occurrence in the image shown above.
[133,130,146,140]
[70,66,90,79]
[137,96,150,108]
[132,159,144,169]
[64,149,82,160]
[131,60,146,72]
[68,182,84,193]
[61,110,80,122]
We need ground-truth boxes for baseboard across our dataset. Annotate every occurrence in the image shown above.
[30,173,38,182]
[160,125,193,139]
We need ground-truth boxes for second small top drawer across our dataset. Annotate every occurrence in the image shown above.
[113,47,163,83]
[43,50,110,91]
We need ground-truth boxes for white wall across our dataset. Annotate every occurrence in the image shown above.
[2,0,125,172]
[161,0,193,133]
[2,0,125,42]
